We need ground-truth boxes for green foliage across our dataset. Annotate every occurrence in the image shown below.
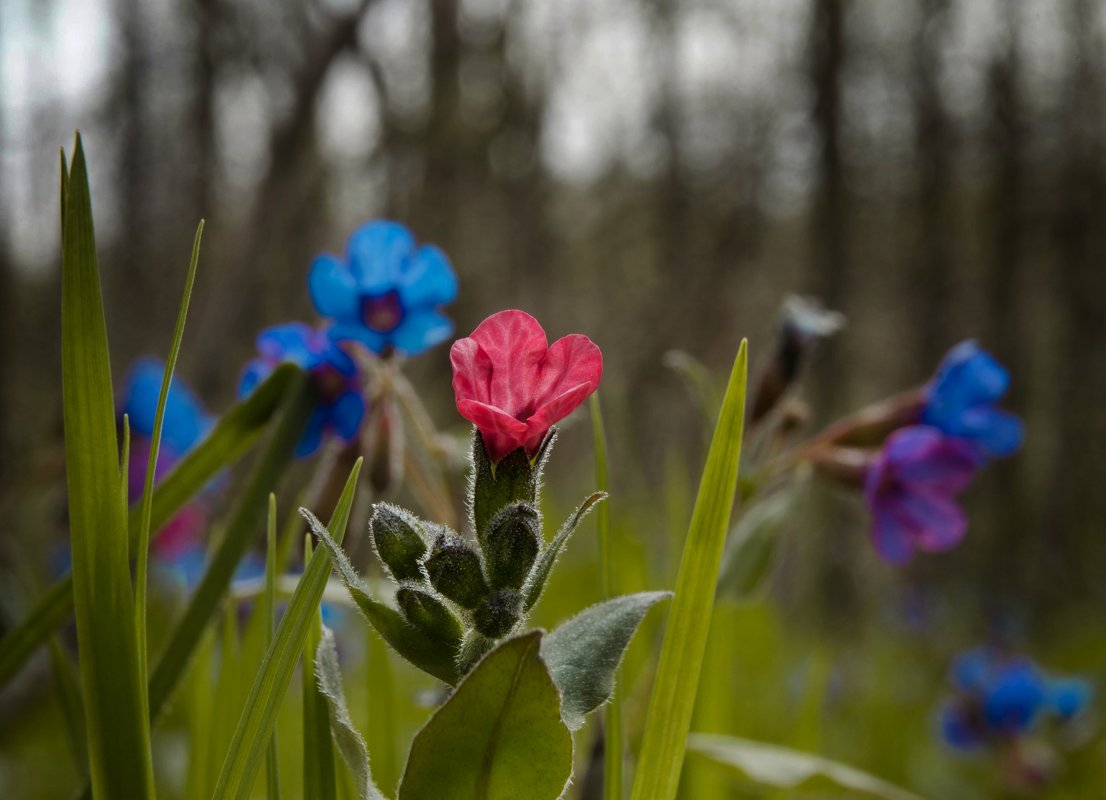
[303,537,339,800]
[60,135,156,798]
[630,340,748,800]
[470,433,548,543]
[687,734,925,800]
[541,591,670,730]
[315,626,388,800]
[212,459,362,800]
[0,362,301,692]
[521,491,606,612]
[397,632,573,800]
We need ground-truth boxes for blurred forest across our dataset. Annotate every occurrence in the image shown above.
[1,0,1105,634]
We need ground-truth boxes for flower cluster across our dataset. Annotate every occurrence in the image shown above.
[940,648,1092,752]
[863,341,1023,563]
[240,221,458,457]
[118,358,213,558]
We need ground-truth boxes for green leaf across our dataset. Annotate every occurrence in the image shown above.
[541,591,670,731]
[61,135,156,798]
[0,363,300,691]
[397,632,572,800]
[265,496,283,800]
[629,340,748,800]
[134,219,204,688]
[686,734,926,800]
[212,459,362,800]
[48,638,88,777]
[521,492,607,612]
[149,371,316,720]
[315,626,388,800]
[717,480,806,600]
[304,538,338,800]
[311,523,461,685]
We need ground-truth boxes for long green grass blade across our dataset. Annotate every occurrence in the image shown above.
[265,495,284,800]
[61,134,155,798]
[135,218,204,690]
[0,363,300,689]
[303,537,338,800]
[213,459,363,800]
[628,341,748,800]
[48,638,88,777]
[589,394,622,800]
[149,372,316,720]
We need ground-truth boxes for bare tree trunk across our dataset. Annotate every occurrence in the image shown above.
[912,0,954,365]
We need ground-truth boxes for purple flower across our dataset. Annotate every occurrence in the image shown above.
[309,221,458,357]
[923,341,1024,458]
[239,323,366,457]
[864,426,981,564]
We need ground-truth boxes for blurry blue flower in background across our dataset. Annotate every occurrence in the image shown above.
[309,220,458,356]
[923,341,1024,458]
[240,323,366,457]
[118,358,215,558]
[864,425,981,564]
[939,647,1093,753]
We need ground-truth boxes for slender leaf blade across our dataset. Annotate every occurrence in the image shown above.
[522,491,607,612]
[303,537,338,800]
[629,341,748,800]
[149,371,316,720]
[60,135,155,798]
[212,459,363,800]
[0,363,300,690]
[687,734,926,800]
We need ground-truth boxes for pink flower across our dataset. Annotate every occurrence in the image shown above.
[450,310,603,462]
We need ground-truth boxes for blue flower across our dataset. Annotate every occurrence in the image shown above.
[240,323,366,457]
[940,648,1093,753]
[119,357,213,457]
[309,221,458,356]
[922,341,1024,458]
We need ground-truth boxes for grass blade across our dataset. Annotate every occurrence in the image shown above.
[265,495,284,800]
[0,363,300,690]
[148,371,316,720]
[212,459,363,800]
[61,134,155,798]
[303,537,338,800]
[48,638,88,778]
[135,219,204,689]
[628,341,748,800]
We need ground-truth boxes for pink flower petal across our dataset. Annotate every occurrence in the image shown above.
[465,310,549,417]
[456,398,529,462]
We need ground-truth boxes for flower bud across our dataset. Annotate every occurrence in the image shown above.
[370,503,427,582]
[483,502,541,591]
[424,532,489,609]
[472,589,521,639]
[396,586,463,645]
[470,431,549,545]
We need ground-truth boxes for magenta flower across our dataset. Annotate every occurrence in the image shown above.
[864,426,981,564]
[450,310,603,462]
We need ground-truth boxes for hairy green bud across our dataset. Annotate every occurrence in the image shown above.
[424,533,489,609]
[472,590,521,639]
[484,502,541,591]
[370,503,428,582]
[396,587,463,645]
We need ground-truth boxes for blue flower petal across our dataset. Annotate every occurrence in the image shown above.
[257,323,320,368]
[940,703,984,751]
[983,662,1047,734]
[1049,678,1093,720]
[329,390,366,442]
[346,221,415,293]
[328,321,388,355]
[238,359,269,398]
[295,407,328,458]
[396,244,458,309]
[390,309,454,356]
[957,407,1025,457]
[309,254,361,321]
[119,357,209,452]
[952,648,993,692]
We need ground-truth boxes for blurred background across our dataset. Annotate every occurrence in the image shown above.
[2,0,1106,797]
